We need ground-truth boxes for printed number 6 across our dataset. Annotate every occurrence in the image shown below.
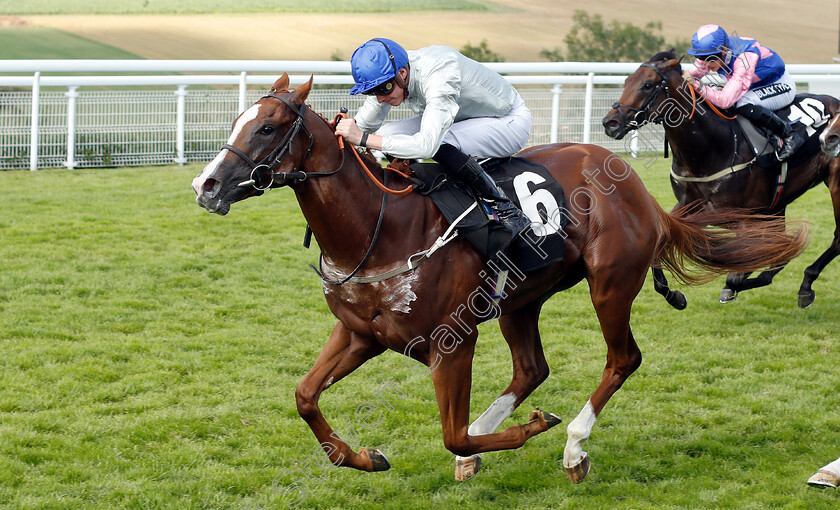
[513,172,559,237]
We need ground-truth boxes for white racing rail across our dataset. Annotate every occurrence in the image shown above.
[2,60,839,170]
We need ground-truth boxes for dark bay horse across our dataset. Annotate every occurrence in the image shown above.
[603,50,840,308]
[192,74,807,483]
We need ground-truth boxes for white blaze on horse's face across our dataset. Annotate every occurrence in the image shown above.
[819,114,840,158]
[192,104,263,197]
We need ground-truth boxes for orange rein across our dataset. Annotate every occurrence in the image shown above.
[687,82,737,121]
[332,113,414,196]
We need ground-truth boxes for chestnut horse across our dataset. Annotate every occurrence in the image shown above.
[192,74,807,483]
[603,50,840,308]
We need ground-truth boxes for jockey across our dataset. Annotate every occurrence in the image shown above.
[335,38,532,238]
[682,24,804,161]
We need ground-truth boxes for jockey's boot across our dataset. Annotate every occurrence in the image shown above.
[454,158,532,238]
[736,103,805,161]
[432,143,530,238]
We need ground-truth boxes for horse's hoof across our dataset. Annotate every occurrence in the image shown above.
[807,469,840,488]
[719,288,737,303]
[533,407,562,430]
[361,447,390,472]
[666,290,687,310]
[455,454,481,481]
[798,290,815,309]
[564,453,590,483]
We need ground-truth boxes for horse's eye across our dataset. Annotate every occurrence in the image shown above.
[259,125,274,135]
[642,82,654,90]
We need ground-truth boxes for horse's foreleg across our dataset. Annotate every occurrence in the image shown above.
[564,270,643,483]
[652,265,687,310]
[454,302,555,481]
[798,181,840,308]
[295,321,387,472]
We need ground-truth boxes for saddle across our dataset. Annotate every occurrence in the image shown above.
[409,156,567,273]
[735,94,832,168]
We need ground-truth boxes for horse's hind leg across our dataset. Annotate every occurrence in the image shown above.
[454,301,558,481]
[564,267,644,483]
[798,177,840,308]
[295,322,388,472]
[652,265,687,310]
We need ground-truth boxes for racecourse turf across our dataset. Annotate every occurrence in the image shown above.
[0,157,837,508]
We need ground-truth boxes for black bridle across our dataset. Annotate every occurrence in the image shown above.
[222,92,387,286]
[611,63,673,131]
[226,93,342,190]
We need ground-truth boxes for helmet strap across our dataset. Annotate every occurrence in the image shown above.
[394,65,409,90]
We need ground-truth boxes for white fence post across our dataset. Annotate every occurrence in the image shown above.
[238,72,248,114]
[630,130,639,159]
[550,84,562,144]
[175,85,188,165]
[65,86,78,170]
[582,72,594,144]
[29,72,40,171]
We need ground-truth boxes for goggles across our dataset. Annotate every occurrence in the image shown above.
[362,79,396,96]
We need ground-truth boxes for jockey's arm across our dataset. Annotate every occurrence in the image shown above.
[691,52,759,109]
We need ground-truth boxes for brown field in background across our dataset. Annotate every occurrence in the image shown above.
[19,0,840,62]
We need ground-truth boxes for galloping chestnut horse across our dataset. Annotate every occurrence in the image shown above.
[192,74,807,483]
[603,50,840,308]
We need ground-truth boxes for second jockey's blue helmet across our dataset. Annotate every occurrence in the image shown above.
[349,38,409,95]
[688,24,732,56]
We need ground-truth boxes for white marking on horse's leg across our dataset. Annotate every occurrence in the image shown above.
[453,393,517,464]
[468,393,516,436]
[191,104,262,194]
[823,457,840,477]
[563,400,596,468]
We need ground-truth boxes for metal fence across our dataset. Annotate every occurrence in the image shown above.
[2,60,839,171]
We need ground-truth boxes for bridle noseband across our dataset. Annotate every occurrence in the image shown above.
[611,63,673,130]
[225,93,342,190]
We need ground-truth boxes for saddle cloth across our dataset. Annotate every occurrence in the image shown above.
[736,94,832,167]
[411,156,567,273]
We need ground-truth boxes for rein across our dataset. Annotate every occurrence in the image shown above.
[223,92,420,285]
[688,84,737,121]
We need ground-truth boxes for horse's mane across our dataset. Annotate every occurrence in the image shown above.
[647,49,677,63]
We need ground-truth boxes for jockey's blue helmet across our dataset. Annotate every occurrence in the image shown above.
[688,24,732,56]
[349,38,409,95]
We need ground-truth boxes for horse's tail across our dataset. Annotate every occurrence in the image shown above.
[654,202,809,285]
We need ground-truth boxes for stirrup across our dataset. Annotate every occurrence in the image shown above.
[777,131,805,161]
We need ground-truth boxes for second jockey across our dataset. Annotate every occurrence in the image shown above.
[682,24,805,161]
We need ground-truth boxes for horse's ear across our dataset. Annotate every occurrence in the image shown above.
[292,75,314,104]
[657,58,682,72]
[271,73,291,94]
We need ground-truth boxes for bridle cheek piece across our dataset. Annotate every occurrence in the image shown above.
[611,63,671,131]
[224,93,314,191]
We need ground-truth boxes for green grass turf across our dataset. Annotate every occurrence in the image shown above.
[0,156,837,508]
[0,0,495,15]
[0,26,142,59]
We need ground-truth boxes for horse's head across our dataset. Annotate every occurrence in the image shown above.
[603,50,682,140]
[192,73,314,215]
[820,112,840,158]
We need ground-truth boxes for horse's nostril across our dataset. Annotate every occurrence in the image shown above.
[203,178,217,192]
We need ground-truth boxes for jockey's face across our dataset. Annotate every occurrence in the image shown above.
[376,68,408,106]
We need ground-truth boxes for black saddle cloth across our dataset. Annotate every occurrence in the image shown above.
[736,94,833,168]
[411,156,567,273]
